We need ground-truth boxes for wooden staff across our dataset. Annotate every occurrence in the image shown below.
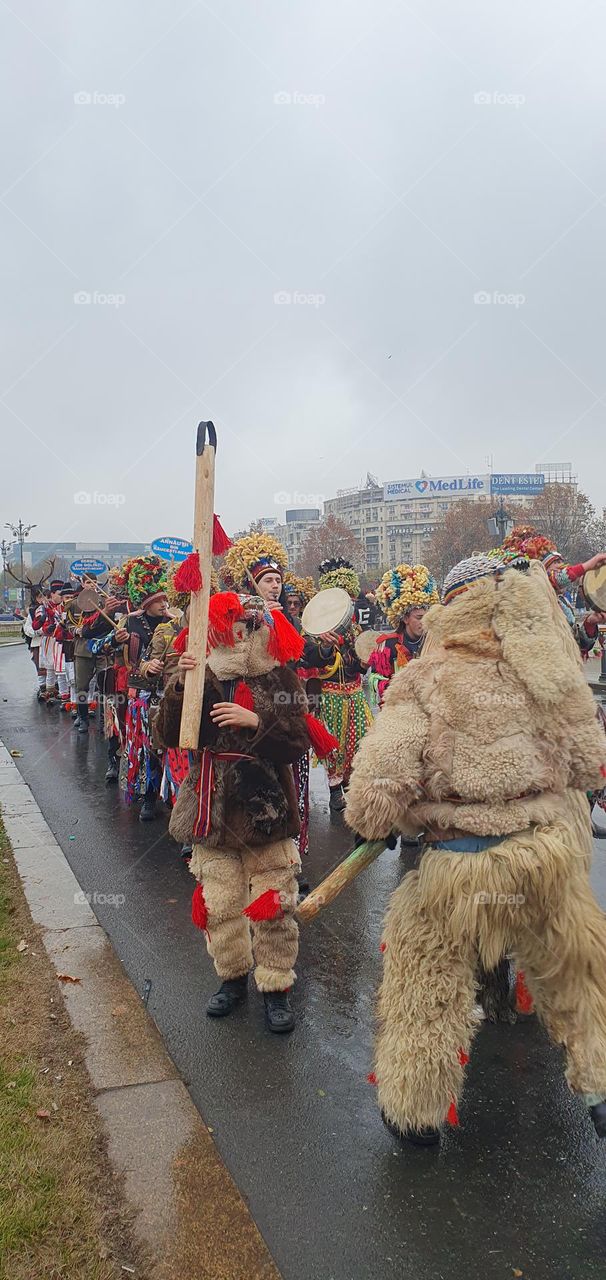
[179,421,216,750]
[296,840,387,923]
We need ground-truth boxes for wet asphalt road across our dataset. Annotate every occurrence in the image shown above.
[2,644,606,1280]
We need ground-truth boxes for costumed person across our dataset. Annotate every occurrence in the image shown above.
[300,558,372,812]
[222,534,315,871]
[282,572,314,628]
[501,526,606,653]
[33,579,65,703]
[345,554,606,1146]
[111,556,169,821]
[23,586,47,700]
[155,590,311,1032]
[368,564,439,704]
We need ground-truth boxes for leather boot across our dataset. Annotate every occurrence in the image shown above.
[329,783,346,812]
[206,975,249,1018]
[263,990,295,1034]
[381,1111,440,1146]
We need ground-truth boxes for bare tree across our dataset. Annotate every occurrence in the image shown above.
[525,483,596,562]
[297,515,364,580]
[426,500,506,581]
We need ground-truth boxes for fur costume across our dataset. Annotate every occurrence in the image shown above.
[155,594,310,991]
[345,561,606,1137]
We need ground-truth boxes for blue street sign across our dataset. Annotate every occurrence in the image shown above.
[490,473,545,496]
[151,536,193,563]
[70,557,108,576]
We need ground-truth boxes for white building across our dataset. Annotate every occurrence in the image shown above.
[274,508,321,566]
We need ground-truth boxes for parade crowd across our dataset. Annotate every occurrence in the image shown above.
[16,523,606,1145]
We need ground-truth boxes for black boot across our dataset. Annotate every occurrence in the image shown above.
[381,1111,440,1146]
[590,1102,606,1137]
[139,792,157,822]
[77,706,89,733]
[105,744,120,783]
[263,990,295,1034]
[206,974,249,1018]
[329,783,346,812]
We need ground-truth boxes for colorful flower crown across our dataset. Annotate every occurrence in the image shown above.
[376,563,439,626]
[318,557,360,597]
[222,533,288,590]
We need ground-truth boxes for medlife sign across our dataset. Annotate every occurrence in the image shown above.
[384,475,489,502]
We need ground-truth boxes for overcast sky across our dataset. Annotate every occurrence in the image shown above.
[2,0,605,548]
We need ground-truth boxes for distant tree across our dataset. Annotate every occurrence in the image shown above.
[297,515,364,580]
[426,500,505,582]
[586,509,606,556]
[525,483,596,562]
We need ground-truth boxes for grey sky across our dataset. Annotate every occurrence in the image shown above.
[2,0,605,547]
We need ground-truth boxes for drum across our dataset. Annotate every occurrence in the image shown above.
[354,629,385,665]
[583,566,606,613]
[301,587,354,638]
[76,587,103,613]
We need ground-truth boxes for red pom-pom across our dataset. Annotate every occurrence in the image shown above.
[515,970,534,1014]
[267,609,305,664]
[379,941,387,953]
[367,1072,377,1085]
[212,514,232,556]
[243,889,284,921]
[601,765,606,778]
[304,713,339,758]
[172,627,189,655]
[174,552,203,594]
[234,681,255,711]
[208,592,245,648]
[191,884,208,931]
[446,1100,459,1126]
[458,1048,469,1067]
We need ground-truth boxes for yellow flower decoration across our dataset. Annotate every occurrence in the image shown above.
[376,563,439,627]
[222,532,288,590]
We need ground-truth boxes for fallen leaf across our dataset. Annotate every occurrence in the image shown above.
[6,1081,16,1090]
[36,1109,51,1121]
[49,1013,57,1021]
[318,1089,326,1097]
[67,1059,73,1066]
[17,940,28,953]
[10,749,23,757]
[56,974,81,984]
[513,1271,523,1278]
[121,1267,136,1274]
[167,898,177,904]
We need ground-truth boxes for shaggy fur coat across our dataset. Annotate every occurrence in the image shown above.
[155,623,310,850]
[346,563,606,842]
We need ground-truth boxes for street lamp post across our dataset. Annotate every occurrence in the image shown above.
[0,539,12,604]
[4,520,36,610]
[487,504,513,545]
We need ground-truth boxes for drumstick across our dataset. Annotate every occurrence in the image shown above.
[243,839,388,926]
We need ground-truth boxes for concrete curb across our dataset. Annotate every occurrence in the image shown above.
[0,739,281,1280]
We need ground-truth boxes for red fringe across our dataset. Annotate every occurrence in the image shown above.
[515,970,534,1014]
[446,1100,459,1126]
[379,942,387,953]
[367,1072,377,1085]
[243,889,283,921]
[212,514,232,555]
[172,627,189,655]
[208,592,244,648]
[191,884,208,931]
[267,608,305,664]
[174,552,203,594]
[304,713,339,758]
[457,1048,470,1067]
[234,681,255,710]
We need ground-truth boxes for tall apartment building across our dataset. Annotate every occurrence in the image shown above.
[273,508,321,566]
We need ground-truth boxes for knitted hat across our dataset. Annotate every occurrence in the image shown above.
[318,557,360,597]
[376,563,439,627]
[442,553,506,606]
[113,555,168,609]
[222,533,288,591]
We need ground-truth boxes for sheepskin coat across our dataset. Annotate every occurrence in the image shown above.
[345,562,606,842]
[155,622,310,850]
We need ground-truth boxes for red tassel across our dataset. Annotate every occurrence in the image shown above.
[446,1100,459,1126]
[515,970,534,1014]
[367,1072,377,1085]
[243,889,284,921]
[379,942,387,953]
[458,1048,470,1067]
[601,765,606,778]
[174,552,203,594]
[212,514,232,555]
[304,713,339,758]
[234,680,255,710]
[172,627,189,655]
[208,592,244,648]
[191,884,208,931]
[267,608,305,664]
